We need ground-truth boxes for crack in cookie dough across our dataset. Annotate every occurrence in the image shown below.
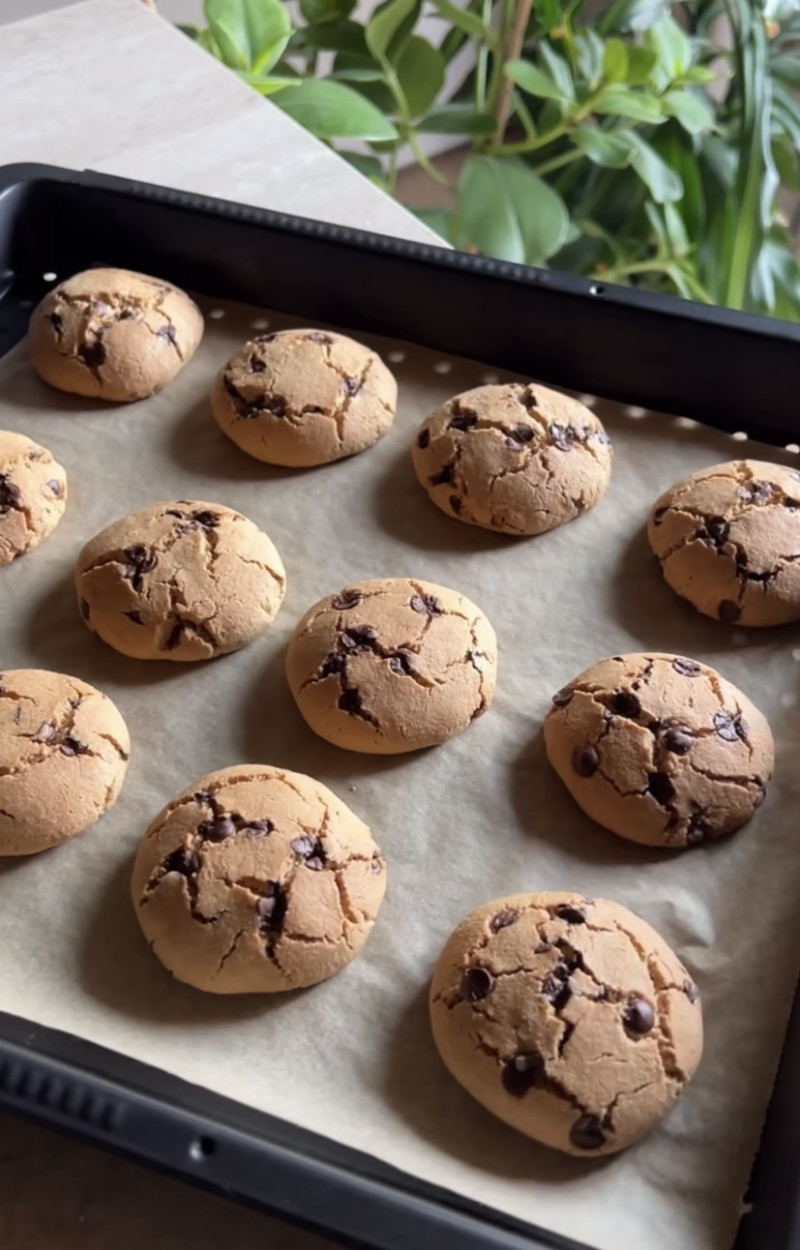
[544,653,773,848]
[648,459,800,626]
[29,268,204,402]
[0,669,130,856]
[211,329,397,468]
[0,431,67,566]
[75,500,286,662]
[412,383,612,536]
[132,765,386,993]
[430,893,703,1156]
[286,577,498,754]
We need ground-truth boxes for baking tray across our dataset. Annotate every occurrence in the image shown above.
[0,162,798,1250]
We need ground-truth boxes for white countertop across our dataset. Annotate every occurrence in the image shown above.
[0,2,431,1246]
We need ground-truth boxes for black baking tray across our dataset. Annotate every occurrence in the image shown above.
[0,162,797,1250]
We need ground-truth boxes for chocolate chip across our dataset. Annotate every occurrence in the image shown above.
[371,853,384,873]
[648,772,675,805]
[429,464,455,487]
[542,965,572,1011]
[342,376,361,396]
[664,726,693,754]
[47,479,63,497]
[0,475,21,514]
[244,819,274,837]
[490,908,519,933]
[257,883,287,933]
[157,324,177,345]
[460,966,494,1002]
[410,594,443,616]
[249,355,266,372]
[417,429,430,450]
[60,736,88,757]
[338,687,373,720]
[509,424,534,445]
[164,847,200,877]
[555,904,585,924]
[306,331,332,345]
[34,721,57,743]
[49,311,63,336]
[448,411,477,432]
[573,746,598,777]
[198,813,238,841]
[192,510,221,529]
[79,339,107,369]
[703,516,729,546]
[263,395,287,418]
[291,835,326,870]
[389,650,414,676]
[652,506,668,525]
[739,480,776,505]
[570,1115,606,1151]
[550,423,577,452]
[125,611,143,625]
[534,940,553,954]
[123,545,157,590]
[713,710,748,742]
[718,599,742,623]
[468,649,487,672]
[80,598,91,621]
[552,686,574,708]
[672,658,701,677]
[332,589,362,611]
[683,978,700,1004]
[623,997,655,1035]
[612,691,640,719]
[686,814,712,845]
[449,494,463,514]
[166,621,185,650]
[340,626,376,652]
[320,653,346,679]
[502,1052,546,1097]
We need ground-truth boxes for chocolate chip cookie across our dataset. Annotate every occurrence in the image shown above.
[132,764,387,993]
[211,329,397,467]
[0,669,130,855]
[0,430,67,566]
[29,268,204,402]
[430,892,703,1156]
[76,500,286,661]
[286,577,497,754]
[648,459,800,626]
[411,383,612,535]
[544,653,773,847]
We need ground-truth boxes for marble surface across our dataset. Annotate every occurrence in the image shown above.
[0,2,431,1246]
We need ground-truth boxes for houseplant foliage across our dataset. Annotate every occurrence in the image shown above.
[183,0,800,319]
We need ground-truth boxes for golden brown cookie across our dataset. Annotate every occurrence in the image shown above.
[132,764,387,993]
[0,669,130,855]
[0,430,67,566]
[544,652,773,848]
[647,459,800,626]
[286,577,497,754]
[211,329,397,467]
[411,383,612,535]
[29,268,203,402]
[430,892,703,1156]
[76,500,286,661]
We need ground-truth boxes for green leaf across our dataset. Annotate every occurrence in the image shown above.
[395,35,444,118]
[573,125,635,167]
[599,0,672,36]
[332,65,385,81]
[603,38,629,83]
[241,72,299,94]
[537,0,563,32]
[418,104,496,134]
[626,132,683,201]
[661,89,714,134]
[655,127,705,239]
[204,0,292,73]
[412,206,460,245]
[773,133,800,190]
[275,78,398,139]
[300,0,355,23]
[341,152,388,187]
[178,23,202,39]
[366,0,417,62]
[458,156,570,265]
[504,58,567,101]
[574,28,605,90]
[594,87,665,123]
[626,45,658,85]
[663,202,690,255]
[644,200,670,254]
[431,0,493,46]
[300,18,368,52]
[771,53,800,88]
[681,64,716,86]
[647,14,691,82]
[539,41,574,100]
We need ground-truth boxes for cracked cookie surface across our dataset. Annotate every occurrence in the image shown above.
[411,383,612,536]
[0,430,67,566]
[131,764,387,993]
[647,459,800,627]
[430,892,702,1156]
[0,668,130,855]
[75,500,286,661]
[29,268,204,402]
[211,329,397,467]
[544,652,773,848]
[286,577,497,754]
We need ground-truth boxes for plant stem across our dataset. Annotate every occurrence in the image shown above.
[489,120,569,155]
[531,145,583,176]
[475,0,493,109]
[404,128,456,189]
[599,257,715,302]
[492,0,535,145]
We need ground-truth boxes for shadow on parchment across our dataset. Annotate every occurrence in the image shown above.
[382,984,615,1183]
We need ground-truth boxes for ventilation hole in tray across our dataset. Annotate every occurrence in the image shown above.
[387,350,405,363]
[781,692,797,708]
[42,271,57,283]
[673,417,699,430]
[189,1135,216,1161]
[208,308,225,320]
[578,394,597,408]
[481,372,499,385]
[786,443,799,454]
[433,361,452,375]
[626,406,646,419]
[589,283,605,295]
[251,317,270,331]
[731,431,748,442]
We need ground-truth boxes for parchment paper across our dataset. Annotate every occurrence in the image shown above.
[1,294,799,1250]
